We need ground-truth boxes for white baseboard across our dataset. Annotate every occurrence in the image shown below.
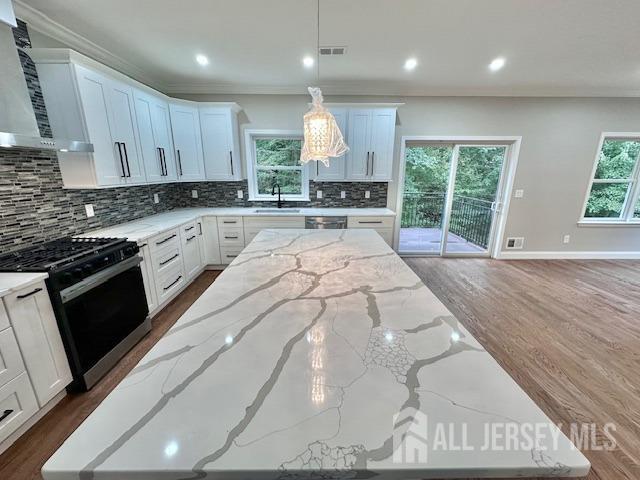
[497,250,640,260]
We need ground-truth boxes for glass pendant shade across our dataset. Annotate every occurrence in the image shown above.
[300,87,349,167]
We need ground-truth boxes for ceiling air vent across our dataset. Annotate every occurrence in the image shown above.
[319,46,347,56]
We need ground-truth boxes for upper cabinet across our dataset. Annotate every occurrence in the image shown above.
[314,108,348,182]
[169,102,206,182]
[346,108,396,182]
[31,49,241,188]
[199,105,242,181]
[133,90,177,183]
[36,60,146,188]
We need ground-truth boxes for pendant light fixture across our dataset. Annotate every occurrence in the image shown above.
[300,0,349,167]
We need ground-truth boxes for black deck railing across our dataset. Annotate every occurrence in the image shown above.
[401,192,494,248]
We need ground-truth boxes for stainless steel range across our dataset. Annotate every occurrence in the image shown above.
[0,237,150,391]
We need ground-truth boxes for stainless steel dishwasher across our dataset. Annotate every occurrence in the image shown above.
[305,216,348,229]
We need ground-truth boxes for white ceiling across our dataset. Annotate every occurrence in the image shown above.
[15,0,640,96]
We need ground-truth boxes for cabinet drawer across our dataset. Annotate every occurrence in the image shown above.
[0,373,39,444]
[347,216,394,229]
[149,229,180,252]
[0,303,8,331]
[156,264,185,304]
[218,216,242,226]
[218,227,245,247]
[153,245,182,274]
[0,328,26,388]
[219,246,244,265]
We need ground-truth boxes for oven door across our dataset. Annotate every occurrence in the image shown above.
[59,255,150,389]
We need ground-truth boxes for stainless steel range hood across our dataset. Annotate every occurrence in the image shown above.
[0,23,92,152]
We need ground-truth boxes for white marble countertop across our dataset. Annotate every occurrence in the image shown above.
[81,207,396,243]
[0,272,49,298]
[42,230,589,480]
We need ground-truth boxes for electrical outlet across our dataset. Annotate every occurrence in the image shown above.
[514,189,524,198]
[191,189,198,199]
[316,190,323,199]
[153,193,160,204]
[364,190,370,199]
[340,191,346,199]
[563,234,571,244]
[84,204,95,218]
[505,237,524,249]
[237,190,243,199]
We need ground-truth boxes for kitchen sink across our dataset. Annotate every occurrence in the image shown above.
[253,209,301,214]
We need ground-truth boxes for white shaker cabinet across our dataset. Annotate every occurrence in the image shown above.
[201,217,222,265]
[199,106,242,181]
[314,108,348,181]
[3,282,72,407]
[169,102,206,182]
[134,90,177,183]
[346,108,396,182]
[180,221,203,280]
[36,62,146,187]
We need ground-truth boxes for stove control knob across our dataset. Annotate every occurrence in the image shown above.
[83,263,94,275]
[72,267,84,279]
[124,246,135,257]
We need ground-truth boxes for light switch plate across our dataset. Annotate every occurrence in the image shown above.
[316,190,323,199]
[237,190,243,199]
[153,193,160,204]
[340,191,346,199]
[84,204,95,218]
[191,189,198,199]
[365,190,370,199]
[514,189,524,198]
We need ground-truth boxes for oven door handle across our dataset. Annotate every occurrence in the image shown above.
[60,256,142,304]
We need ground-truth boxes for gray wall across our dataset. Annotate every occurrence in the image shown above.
[179,93,640,253]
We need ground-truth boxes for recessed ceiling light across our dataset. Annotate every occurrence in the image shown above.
[303,56,314,68]
[404,58,418,71]
[489,57,505,72]
[195,54,209,66]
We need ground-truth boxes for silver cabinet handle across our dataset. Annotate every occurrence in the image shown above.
[370,151,374,176]
[224,235,239,239]
[185,226,195,231]
[222,220,237,224]
[230,151,234,176]
[365,152,370,176]
[186,235,196,242]
[122,142,131,177]
[358,220,383,224]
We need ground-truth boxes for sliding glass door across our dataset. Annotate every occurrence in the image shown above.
[399,143,508,257]
[442,146,507,255]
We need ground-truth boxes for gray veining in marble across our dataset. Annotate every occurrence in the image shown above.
[42,229,590,480]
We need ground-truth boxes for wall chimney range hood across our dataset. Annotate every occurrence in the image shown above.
[0,22,92,152]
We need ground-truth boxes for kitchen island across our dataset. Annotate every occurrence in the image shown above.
[42,229,590,479]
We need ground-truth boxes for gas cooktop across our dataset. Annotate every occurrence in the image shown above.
[0,237,127,272]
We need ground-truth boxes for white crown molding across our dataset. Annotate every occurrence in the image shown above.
[13,0,166,92]
[497,250,640,260]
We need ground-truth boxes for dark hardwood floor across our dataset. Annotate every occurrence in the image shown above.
[0,270,220,480]
[404,258,640,480]
[1,260,638,480]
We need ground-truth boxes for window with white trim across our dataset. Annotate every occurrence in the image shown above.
[245,130,309,201]
[581,134,640,222]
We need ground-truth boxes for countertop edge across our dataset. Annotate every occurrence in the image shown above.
[0,272,49,298]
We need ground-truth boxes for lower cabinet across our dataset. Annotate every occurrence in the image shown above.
[0,373,39,443]
[181,221,203,280]
[3,283,73,407]
[201,217,221,264]
[347,216,395,246]
[243,216,305,243]
[137,243,158,315]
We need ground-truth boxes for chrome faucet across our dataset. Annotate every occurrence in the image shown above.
[271,183,283,208]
